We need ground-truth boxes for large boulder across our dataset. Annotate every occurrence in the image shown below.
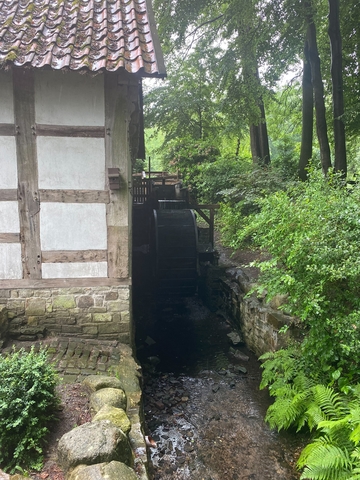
[92,405,131,435]
[68,462,138,480]
[82,375,124,392]
[90,388,127,413]
[57,420,133,472]
[111,347,142,408]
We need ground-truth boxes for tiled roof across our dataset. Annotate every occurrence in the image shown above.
[0,0,166,76]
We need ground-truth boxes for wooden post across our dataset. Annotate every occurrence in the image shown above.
[13,68,42,279]
[209,208,215,249]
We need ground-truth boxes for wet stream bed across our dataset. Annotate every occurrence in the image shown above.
[135,295,304,480]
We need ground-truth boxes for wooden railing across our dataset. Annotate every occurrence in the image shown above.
[132,173,219,251]
[189,203,219,249]
[132,178,152,204]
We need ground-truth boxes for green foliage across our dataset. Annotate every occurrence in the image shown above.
[298,394,360,479]
[0,347,59,473]
[144,128,165,171]
[162,137,220,199]
[220,163,293,248]
[224,168,360,380]
[260,350,360,478]
[194,156,250,204]
[236,168,360,478]
[145,46,225,145]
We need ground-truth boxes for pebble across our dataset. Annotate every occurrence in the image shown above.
[235,365,248,374]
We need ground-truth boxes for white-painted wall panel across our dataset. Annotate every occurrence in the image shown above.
[37,137,105,190]
[0,244,22,279]
[0,71,14,123]
[0,138,17,188]
[35,71,105,126]
[40,203,107,251]
[0,202,20,233]
[42,262,108,278]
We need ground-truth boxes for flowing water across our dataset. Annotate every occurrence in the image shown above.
[135,295,304,480]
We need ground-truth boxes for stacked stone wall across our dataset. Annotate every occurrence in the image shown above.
[0,305,8,347]
[200,265,301,357]
[0,286,132,344]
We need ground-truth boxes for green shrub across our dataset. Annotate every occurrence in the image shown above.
[228,168,360,381]
[260,350,360,479]
[240,167,360,479]
[0,346,59,473]
[163,137,220,199]
[220,163,294,248]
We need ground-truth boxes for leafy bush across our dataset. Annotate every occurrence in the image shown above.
[0,346,59,473]
[260,349,360,479]
[163,137,220,198]
[220,163,294,248]
[229,167,360,478]
[228,168,360,381]
[194,156,248,204]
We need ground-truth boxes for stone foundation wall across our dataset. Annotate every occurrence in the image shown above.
[0,305,8,347]
[200,265,300,357]
[0,286,132,344]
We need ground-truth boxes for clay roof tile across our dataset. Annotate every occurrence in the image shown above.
[0,0,165,76]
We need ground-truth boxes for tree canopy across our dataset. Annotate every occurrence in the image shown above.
[145,0,360,177]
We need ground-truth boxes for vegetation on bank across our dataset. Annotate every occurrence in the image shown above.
[0,347,58,473]
[143,129,360,477]
[222,168,360,478]
[143,0,360,476]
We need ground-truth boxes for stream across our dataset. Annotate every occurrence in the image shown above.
[135,295,303,480]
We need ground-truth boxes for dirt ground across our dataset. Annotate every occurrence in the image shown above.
[29,383,91,480]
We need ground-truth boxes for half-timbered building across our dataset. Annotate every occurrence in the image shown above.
[0,0,165,344]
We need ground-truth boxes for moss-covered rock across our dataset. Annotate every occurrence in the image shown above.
[90,388,127,413]
[68,461,138,480]
[92,405,131,435]
[82,375,124,392]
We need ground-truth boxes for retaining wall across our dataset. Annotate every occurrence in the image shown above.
[200,265,300,357]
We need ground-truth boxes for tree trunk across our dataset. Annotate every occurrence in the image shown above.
[299,35,314,180]
[235,136,241,157]
[328,0,347,176]
[305,1,332,175]
[249,76,270,165]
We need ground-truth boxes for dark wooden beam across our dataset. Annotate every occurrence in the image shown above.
[0,123,16,136]
[13,68,42,279]
[35,124,105,138]
[0,278,131,289]
[42,250,107,263]
[0,233,20,243]
[105,74,130,279]
[39,189,110,204]
[0,189,18,201]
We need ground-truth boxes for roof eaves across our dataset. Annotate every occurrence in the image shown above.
[143,0,166,78]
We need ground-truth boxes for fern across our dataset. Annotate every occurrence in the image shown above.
[312,385,346,420]
[296,392,360,479]
[299,437,352,479]
[259,347,300,391]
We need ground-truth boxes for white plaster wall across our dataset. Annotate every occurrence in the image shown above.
[0,71,14,123]
[0,202,20,232]
[37,137,105,190]
[42,262,108,278]
[0,244,22,279]
[35,71,105,126]
[0,138,17,188]
[40,203,107,251]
